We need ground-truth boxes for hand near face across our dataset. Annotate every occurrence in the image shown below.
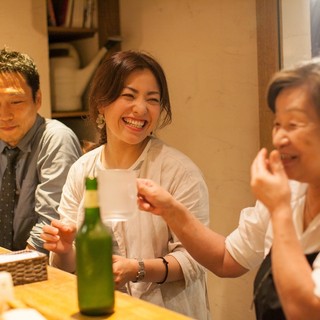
[137,178,175,217]
[251,148,291,213]
[41,219,76,254]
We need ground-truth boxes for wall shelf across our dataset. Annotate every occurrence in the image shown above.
[52,111,89,119]
[48,27,97,42]
[48,0,120,142]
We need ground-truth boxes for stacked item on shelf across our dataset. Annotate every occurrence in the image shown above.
[47,0,95,28]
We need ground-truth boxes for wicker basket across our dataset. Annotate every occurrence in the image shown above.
[0,250,48,286]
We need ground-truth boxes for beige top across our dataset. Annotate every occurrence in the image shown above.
[51,137,211,320]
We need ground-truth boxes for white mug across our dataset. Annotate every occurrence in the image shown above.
[0,271,14,302]
[97,169,137,221]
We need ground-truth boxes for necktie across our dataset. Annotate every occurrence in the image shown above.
[0,147,20,249]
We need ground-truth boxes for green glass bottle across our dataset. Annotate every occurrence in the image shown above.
[76,177,114,316]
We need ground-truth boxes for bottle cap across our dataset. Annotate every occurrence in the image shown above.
[85,177,97,190]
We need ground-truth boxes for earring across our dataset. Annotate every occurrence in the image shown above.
[96,114,106,129]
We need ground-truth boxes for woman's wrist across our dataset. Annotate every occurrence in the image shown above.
[162,198,187,223]
[51,244,76,273]
[270,204,294,235]
[270,202,292,219]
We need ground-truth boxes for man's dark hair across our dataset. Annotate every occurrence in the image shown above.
[0,48,40,101]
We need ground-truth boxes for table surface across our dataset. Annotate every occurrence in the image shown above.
[0,248,191,320]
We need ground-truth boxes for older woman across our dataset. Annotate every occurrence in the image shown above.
[137,58,320,319]
[41,50,211,320]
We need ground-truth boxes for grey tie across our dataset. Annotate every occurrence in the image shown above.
[0,147,20,249]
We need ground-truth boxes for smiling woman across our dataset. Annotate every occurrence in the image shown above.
[41,50,211,320]
[99,68,161,150]
[134,56,320,320]
[269,84,320,182]
[249,59,320,319]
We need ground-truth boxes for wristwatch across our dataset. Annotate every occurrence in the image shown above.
[132,259,145,282]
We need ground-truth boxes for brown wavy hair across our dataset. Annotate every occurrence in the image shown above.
[88,50,172,146]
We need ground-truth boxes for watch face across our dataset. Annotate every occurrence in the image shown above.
[138,260,145,279]
[133,259,145,282]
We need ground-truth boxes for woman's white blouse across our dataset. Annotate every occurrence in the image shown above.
[50,137,211,320]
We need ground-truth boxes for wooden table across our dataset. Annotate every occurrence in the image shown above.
[0,248,191,320]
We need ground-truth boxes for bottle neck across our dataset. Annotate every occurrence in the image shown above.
[85,189,99,208]
[84,189,101,223]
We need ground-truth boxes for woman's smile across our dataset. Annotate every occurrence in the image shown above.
[122,117,147,129]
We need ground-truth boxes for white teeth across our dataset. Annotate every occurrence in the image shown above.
[123,118,145,128]
[280,154,293,160]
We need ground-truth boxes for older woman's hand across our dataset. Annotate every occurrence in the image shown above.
[250,148,291,214]
[137,178,176,217]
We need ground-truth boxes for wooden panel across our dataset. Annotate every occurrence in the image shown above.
[97,0,121,52]
[48,27,97,42]
[256,0,281,151]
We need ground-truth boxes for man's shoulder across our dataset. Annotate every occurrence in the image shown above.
[41,118,80,142]
[37,119,81,153]
[44,118,75,134]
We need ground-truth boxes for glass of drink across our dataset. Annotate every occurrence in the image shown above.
[97,169,137,221]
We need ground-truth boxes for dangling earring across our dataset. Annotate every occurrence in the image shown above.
[96,114,106,129]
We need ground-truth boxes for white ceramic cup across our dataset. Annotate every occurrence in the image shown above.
[0,271,14,302]
[97,169,137,221]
